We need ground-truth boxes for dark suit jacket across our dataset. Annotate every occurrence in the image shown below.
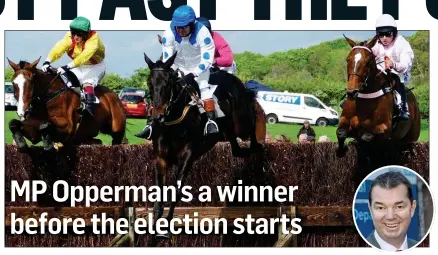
[366,231,418,250]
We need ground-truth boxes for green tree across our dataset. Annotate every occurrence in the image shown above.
[100,73,126,92]
[125,67,150,89]
[5,67,13,81]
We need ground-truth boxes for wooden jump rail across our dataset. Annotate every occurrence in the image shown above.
[6,205,353,247]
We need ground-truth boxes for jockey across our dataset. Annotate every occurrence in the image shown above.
[41,16,106,118]
[196,17,237,74]
[372,14,414,120]
[136,5,219,140]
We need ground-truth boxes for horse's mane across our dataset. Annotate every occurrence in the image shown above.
[18,60,31,69]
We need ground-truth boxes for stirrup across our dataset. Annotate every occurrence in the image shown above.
[204,119,219,135]
[136,125,152,140]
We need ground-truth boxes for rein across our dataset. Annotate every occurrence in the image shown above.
[33,69,70,104]
[150,67,198,126]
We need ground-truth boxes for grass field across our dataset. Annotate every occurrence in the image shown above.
[3,110,429,145]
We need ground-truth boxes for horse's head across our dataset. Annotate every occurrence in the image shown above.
[143,51,179,119]
[7,57,41,120]
[344,34,379,98]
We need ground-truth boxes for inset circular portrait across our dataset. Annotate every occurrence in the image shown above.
[353,165,434,252]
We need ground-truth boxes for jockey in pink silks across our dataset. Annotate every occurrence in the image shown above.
[196,17,237,74]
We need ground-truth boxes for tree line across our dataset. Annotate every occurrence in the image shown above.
[4,31,429,118]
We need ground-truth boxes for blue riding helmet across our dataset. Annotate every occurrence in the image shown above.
[171,5,196,27]
[196,17,211,31]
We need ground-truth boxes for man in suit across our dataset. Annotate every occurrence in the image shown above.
[366,171,418,251]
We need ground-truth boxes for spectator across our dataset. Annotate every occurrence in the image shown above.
[297,120,316,142]
[318,135,330,143]
[298,134,309,143]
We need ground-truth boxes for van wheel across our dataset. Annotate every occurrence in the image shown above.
[266,114,278,124]
[316,118,328,127]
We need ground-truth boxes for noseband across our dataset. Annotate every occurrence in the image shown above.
[347,46,374,91]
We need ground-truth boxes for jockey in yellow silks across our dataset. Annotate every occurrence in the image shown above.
[41,16,106,118]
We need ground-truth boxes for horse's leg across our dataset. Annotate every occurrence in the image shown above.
[229,131,251,158]
[158,144,195,240]
[249,103,264,152]
[254,102,267,143]
[39,122,57,151]
[336,116,351,157]
[109,102,127,145]
[153,156,167,238]
[9,118,43,152]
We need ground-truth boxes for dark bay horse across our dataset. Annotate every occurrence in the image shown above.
[336,35,420,158]
[156,34,266,142]
[7,57,127,152]
[143,52,264,240]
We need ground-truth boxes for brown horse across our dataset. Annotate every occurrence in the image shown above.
[336,35,420,158]
[7,57,127,152]
[143,52,264,242]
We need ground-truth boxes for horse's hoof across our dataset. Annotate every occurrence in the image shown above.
[361,133,374,142]
[53,142,64,150]
[44,146,57,153]
[336,146,348,158]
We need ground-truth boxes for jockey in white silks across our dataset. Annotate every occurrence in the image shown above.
[135,5,220,140]
[372,14,415,120]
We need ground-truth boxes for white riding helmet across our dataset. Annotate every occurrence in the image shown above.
[375,14,398,33]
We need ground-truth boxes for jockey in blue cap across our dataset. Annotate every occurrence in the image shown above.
[136,5,219,140]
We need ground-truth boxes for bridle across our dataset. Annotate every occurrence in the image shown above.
[346,46,388,98]
[149,67,196,124]
[18,69,68,119]
[347,46,374,92]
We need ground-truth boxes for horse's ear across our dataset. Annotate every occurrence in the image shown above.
[366,35,379,49]
[144,53,154,69]
[29,56,41,70]
[157,34,162,44]
[163,51,178,70]
[7,58,20,72]
[343,34,357,48]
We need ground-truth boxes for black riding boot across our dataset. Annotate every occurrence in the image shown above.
[204,111,219,135]
[135,119,155,140]
[85,93,96,118]
[397,82,410,120]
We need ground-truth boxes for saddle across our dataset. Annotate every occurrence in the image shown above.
[60,70,100,104]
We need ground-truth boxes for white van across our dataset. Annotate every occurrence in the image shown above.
[5,82,17,110]
[256,91,339,126]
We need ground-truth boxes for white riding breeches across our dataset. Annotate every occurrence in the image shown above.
[196,70,218,100]
[70,61,106,88]
[219,61,237,75]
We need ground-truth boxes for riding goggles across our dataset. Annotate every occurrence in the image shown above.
[70,29,86,37]
[378,31,393,38]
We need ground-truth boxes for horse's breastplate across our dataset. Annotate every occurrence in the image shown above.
[174,38,202,73]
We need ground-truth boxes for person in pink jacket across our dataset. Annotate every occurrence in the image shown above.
[196,17,236,74]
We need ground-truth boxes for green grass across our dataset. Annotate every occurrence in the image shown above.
[3,110,429,145]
